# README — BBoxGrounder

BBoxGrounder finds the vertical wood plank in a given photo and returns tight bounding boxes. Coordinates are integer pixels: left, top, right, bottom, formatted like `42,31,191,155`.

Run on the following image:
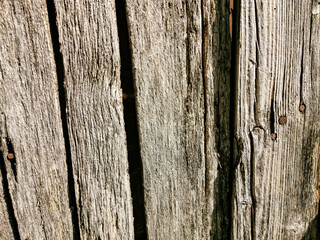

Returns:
232,0,320,239
54,0,134,239
0,0,73,239
126,0,231,239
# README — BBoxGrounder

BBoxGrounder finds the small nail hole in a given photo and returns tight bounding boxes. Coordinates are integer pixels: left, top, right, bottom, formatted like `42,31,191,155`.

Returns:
271,133,277,141
299,104,306,113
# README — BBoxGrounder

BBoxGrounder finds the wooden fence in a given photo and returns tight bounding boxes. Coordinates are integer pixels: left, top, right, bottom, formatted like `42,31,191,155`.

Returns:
0,0,319,239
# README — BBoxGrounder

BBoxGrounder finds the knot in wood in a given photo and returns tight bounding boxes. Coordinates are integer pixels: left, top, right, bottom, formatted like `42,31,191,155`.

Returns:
7,153,14,160
279,116,287,125
299,104,306,113
271,133,277,141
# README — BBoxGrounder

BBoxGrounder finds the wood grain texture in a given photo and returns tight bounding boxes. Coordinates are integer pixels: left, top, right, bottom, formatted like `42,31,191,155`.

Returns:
0,0,73,239
126,1,231,239
232,0,320,239
54,0,134,239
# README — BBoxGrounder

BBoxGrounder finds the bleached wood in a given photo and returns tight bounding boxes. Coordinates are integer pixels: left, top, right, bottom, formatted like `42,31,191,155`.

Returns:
54,0,134,239
232,1,320,239
0,0,73,239
126,1,231,239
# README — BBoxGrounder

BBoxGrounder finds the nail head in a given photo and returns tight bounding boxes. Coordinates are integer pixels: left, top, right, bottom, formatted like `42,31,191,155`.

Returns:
7,153,14,160
271,133,277,141
299,104,306,113
279,116,287,125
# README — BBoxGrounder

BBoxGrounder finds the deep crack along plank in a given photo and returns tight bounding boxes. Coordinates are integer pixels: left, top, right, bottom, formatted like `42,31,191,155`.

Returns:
126,1,231,239
0,168,14,239
0,0,73,239
54,0,134,239
232,0,320,239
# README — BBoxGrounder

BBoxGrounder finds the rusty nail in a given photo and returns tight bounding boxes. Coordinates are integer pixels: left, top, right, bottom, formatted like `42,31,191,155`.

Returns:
271,133,277,141
279,116,287,125
7,153,14,160
299,104,306,113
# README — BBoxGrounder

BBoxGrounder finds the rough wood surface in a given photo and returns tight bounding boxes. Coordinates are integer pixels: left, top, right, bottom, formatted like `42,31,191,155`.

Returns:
232,0,320,239
126,1,231,239
0,0,73,239
54,0,134,239
1,0,320,239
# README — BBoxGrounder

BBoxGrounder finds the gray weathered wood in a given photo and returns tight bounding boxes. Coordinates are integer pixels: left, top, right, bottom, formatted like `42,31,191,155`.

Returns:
126,1,231,239
54,0,134,239
0,0,73,239
232,0,320,239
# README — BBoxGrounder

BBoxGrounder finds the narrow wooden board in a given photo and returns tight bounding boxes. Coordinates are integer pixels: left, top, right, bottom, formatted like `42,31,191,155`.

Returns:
232,1,320,239
126,1,231,239
0,0,73,239
54,0,134,239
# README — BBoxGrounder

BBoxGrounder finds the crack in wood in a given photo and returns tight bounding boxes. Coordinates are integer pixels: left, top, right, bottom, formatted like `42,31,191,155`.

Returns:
300,40,305,104
5,137,17,181
115,1,148,239
270,83,275,134
0,114,21,240
229,0,240,238
254,0,261,127
45,1,81,239
201,0,209,200
249,131,256,240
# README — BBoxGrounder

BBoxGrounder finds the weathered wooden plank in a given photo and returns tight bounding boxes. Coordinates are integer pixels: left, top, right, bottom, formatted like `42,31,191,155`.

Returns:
0,0,73,239
126,1,231,239
232,0,320,239
54,0,134,239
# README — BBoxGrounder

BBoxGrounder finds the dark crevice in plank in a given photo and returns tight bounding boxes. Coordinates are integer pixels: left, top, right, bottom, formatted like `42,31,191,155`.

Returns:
184,2,192,169
229,0,240,239
6,137,17,181
185,3,191,88
270,92,275,134
201,0,209,199
115,1,148,239
45,1,81,239
37,198,48,240
254,0,260,126
249,131,256,240
299,40,304,104
318,198,320,239
0,127,21,240
309,13,313,52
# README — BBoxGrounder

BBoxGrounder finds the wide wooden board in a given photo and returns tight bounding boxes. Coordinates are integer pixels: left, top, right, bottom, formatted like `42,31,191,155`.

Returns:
54,0,134,239
0,0,73,239
232,1,320,239
126,1,231,239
